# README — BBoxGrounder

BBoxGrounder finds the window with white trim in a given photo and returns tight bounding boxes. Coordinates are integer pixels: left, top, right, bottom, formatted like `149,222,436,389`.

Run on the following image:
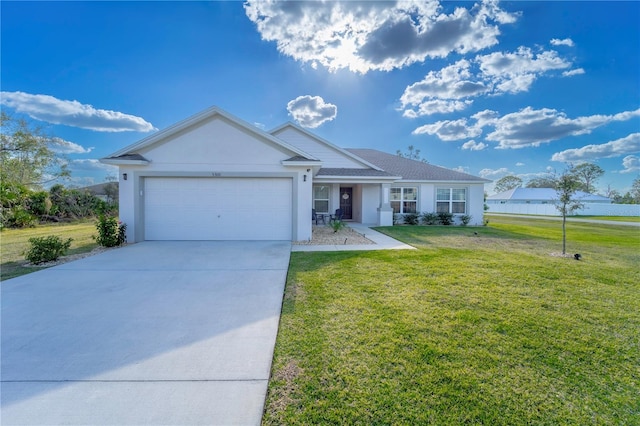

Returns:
436,188,467,214
391,187,417,214
313,185,330,213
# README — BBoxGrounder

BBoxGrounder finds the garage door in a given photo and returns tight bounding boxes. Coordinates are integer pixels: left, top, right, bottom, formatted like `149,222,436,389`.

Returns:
144,177,292,240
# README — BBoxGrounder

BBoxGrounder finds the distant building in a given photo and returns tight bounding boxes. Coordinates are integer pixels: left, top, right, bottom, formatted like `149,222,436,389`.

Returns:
487,188,612,205
84,182,119,202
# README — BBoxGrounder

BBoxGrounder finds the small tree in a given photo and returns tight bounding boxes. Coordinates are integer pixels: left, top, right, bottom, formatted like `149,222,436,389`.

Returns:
554,169,583,255
494,175,522,193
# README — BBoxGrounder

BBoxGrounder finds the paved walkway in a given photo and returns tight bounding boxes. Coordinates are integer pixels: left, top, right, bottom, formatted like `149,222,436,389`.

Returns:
489,213,640,227
292,224,415,252
1,241,290,425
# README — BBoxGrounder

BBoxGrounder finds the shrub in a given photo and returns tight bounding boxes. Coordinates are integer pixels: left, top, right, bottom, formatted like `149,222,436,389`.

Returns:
403,213,419,225
393,213,402,225
420,212,439,225
460,214,472,226
329,219,346,233
94,215,126,247
438,212,454,225
25,235,73,264
8,206,38,228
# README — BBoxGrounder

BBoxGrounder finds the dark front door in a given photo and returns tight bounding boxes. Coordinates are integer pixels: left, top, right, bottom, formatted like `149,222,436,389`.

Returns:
340,187,353,220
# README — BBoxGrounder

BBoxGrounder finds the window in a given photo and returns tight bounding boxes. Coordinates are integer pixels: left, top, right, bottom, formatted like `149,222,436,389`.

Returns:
391,187,417,214
436,188,467,214
313,185,329,213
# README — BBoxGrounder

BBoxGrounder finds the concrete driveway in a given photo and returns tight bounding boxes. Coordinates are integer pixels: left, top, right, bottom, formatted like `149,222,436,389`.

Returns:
1,241,291,425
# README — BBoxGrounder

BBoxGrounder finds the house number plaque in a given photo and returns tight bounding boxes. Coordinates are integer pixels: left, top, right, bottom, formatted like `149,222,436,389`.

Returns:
211,172,222,177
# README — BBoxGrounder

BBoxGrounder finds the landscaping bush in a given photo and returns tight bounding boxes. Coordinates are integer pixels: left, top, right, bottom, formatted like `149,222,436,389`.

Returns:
25,235,73,264
460,214,472,226
94,215,126,247
403,213,419,225
329,219,346,233
438,211,454,225
7,206,38,228
420,212,439,225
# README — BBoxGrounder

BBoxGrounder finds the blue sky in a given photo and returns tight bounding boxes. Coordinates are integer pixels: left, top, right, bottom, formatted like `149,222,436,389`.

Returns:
2,1,639,194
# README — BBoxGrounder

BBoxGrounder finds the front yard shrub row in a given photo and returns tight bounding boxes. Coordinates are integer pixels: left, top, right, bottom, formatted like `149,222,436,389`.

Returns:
394,212,472,226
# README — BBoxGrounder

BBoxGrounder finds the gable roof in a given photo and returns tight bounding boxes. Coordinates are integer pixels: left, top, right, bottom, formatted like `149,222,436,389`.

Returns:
488,188,612,202
347,149,491,182
270,122,384,171
101,106,318,163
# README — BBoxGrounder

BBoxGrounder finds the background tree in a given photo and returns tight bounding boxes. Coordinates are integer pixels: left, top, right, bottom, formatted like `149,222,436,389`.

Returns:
526,175,558,189
570,162,604,193
494,175,523,193
631,177,640,203
554,168,583,255
396,145,428,163
0,112,69,188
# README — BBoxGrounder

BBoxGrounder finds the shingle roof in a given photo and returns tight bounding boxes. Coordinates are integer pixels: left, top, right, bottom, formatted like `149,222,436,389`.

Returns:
284,155,320,162
316,168,396,177
106,153,149,162
347,149,490,182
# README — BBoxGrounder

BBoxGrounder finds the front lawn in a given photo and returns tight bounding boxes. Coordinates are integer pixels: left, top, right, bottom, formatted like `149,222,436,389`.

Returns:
264,217,640,424
1,221,99,281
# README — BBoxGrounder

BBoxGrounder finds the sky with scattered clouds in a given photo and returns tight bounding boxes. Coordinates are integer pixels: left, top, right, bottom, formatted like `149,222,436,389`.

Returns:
1,1,638,192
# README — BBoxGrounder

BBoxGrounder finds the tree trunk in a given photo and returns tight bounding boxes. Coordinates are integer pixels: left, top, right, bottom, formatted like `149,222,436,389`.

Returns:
562,213,567,255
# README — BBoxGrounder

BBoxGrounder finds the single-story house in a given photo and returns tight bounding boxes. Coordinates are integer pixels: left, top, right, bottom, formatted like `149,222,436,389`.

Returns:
101,106,490,242
487,188,612,205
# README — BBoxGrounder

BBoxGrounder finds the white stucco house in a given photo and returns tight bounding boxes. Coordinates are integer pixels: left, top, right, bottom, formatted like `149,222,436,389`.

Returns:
101,106,490,242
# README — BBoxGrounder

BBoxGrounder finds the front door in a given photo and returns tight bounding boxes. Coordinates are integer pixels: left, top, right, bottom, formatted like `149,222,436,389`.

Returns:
340,187,353,220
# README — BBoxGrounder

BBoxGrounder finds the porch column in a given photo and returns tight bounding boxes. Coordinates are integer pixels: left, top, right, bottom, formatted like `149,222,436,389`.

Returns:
377,183,394,226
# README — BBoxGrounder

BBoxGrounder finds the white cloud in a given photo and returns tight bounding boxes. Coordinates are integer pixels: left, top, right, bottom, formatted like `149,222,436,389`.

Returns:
485,107,640,149
551,38,575,47
551,133,640,162
403,99,473,118
413,106,640,147
69,159,118,172
401,46,575,117
461,140,488,151
245,0,519,73
563,68,585,77
516,162,525,166
50,137,94,154
287,95,337,128
413,118,482,141
0,91,156,132
479,167,509,178
620,155,640,174
453,166,470,173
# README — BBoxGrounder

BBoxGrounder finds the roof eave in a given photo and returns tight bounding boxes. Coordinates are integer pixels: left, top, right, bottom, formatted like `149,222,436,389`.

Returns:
100,158,150,166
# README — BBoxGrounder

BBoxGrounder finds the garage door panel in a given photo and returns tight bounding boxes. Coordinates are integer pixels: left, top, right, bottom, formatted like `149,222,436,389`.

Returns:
144,177,291,240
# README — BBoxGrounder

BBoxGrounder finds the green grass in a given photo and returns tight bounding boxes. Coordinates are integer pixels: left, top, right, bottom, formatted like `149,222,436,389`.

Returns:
573,216,640,222
1,221,99,281
264,217,640,425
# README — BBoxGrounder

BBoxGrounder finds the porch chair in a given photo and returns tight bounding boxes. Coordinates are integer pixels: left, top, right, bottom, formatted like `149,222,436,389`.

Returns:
312,209,325,225
329,208,343,223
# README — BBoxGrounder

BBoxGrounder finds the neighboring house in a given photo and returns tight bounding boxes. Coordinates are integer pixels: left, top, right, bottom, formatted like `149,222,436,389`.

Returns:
487,188,612,205
101,106,490,242
84,182,119,202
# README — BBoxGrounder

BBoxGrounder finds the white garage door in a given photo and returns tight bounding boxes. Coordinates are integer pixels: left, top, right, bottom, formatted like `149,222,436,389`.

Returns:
144,177,292,240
